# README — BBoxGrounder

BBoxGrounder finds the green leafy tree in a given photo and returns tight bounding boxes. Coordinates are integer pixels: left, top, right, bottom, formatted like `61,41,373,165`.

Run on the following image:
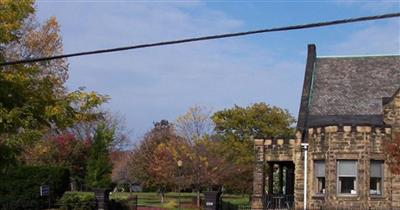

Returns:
212,102,295,140
85,123,114,188
211,102,295,194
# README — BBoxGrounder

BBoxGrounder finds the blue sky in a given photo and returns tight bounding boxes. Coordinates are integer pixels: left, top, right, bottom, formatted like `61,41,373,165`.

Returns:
35,0,400,141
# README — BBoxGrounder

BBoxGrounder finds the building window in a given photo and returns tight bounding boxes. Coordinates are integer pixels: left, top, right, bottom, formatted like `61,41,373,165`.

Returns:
370,160,383,195
337,160,357,195
314,160,325,194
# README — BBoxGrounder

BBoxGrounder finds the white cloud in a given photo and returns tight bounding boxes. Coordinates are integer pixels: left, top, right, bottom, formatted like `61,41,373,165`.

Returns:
332,21,400,55
36,2,304,139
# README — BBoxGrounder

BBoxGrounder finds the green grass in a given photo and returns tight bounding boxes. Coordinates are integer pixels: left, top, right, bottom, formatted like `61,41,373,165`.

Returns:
109,192,250,209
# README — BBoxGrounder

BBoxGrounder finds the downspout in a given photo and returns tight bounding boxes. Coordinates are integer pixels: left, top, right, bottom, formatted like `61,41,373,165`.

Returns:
301,143,309,210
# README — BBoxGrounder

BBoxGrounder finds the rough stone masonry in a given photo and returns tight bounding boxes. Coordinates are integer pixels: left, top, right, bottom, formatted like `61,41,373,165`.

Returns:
251,44,400,210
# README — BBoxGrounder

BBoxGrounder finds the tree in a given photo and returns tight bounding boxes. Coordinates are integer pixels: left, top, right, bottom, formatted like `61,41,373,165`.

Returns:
21,132,91,190
175,105,215,207
127,120,178,202
0,1,108,171
386,133,400,174
69,111,130,151
212,102,295,140
111,151,131,191
211,102,295,194
175,105,214,142
0,0,34,46
85,123,114,188
148,139,184,203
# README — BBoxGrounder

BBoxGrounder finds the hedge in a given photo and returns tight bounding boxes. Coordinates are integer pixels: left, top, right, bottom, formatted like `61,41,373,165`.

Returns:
0,165,70,210
57,191,96,210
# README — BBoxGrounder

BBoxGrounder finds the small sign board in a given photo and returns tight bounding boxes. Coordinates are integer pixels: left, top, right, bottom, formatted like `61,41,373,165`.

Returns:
206,202,214,206
40,185,49,196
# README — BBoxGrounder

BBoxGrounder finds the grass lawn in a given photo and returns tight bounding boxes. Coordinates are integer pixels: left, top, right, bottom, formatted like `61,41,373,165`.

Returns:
110,192,250,209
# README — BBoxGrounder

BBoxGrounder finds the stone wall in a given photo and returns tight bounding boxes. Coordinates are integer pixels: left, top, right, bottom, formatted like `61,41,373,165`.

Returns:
384,89,400,209
306,125,392,209
251,133,303,210
384,89,400,133
251,139,265,210
252,90,400,210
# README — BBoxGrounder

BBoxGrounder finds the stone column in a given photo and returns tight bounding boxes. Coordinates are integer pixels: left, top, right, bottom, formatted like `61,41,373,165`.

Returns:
268,163,273,194
279,164,283,194
252,139,265,210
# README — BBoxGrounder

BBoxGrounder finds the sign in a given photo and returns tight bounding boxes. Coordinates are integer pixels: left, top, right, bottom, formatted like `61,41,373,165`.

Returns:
206,202,214,206
40,185,49,196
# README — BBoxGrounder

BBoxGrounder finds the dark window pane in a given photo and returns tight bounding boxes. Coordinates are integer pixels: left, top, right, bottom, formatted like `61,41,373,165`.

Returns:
339,177,356,194
370,177,382,195
317,177,325,194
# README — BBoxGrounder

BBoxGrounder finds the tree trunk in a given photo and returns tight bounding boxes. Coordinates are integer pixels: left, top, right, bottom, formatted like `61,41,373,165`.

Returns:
159,188,165,203
197,189,200,207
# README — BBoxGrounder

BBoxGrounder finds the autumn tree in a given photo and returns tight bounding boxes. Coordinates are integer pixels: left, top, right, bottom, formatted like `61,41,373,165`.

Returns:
69,111,130,151
211,102,295,194
127,120,179,202
111,151,131,190
174,105,216,207
22,132,91,190
148,138,187,203
386,133,400,174
175,105,214,142
0,1,107,171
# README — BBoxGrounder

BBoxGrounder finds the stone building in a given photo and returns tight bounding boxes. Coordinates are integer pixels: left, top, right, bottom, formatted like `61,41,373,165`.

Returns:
251,44,400,210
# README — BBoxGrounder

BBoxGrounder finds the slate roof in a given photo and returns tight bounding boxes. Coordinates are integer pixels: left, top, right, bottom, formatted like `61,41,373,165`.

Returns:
297,45,400,130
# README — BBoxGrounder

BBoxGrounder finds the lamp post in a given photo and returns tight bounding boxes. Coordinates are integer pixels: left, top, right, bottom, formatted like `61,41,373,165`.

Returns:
177,160,183,210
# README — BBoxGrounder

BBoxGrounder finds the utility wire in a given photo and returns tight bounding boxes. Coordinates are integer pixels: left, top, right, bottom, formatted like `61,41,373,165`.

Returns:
1,12,399,66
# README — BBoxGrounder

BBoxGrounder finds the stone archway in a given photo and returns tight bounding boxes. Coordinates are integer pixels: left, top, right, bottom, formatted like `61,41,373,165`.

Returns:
251,136,303,210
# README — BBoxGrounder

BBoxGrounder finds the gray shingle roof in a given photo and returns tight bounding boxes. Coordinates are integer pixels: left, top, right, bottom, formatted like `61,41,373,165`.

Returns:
306,55,400,126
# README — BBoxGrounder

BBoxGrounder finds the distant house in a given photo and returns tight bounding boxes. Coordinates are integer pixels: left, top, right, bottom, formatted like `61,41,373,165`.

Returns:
251,44,400,209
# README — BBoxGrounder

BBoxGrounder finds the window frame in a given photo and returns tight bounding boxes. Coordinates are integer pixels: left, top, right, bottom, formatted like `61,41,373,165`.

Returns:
370,160,384,196
336,160,358,196
314,160,326,195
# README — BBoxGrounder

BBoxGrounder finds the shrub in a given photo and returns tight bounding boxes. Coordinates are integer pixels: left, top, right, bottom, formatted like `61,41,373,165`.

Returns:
0,165,69,210
109,194,137,210
162,199,177,209
57,191,96,210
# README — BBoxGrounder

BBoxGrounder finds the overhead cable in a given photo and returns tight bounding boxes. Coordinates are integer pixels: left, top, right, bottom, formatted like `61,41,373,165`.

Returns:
1,12,399,66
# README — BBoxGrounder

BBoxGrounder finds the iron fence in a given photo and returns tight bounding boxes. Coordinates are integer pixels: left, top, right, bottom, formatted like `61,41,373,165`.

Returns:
264,195,294,210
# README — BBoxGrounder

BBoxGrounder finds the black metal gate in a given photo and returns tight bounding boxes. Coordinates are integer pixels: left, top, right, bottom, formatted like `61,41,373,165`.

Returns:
264,194,294,210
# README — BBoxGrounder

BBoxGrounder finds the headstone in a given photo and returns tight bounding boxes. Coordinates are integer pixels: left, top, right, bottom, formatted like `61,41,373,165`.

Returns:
204,191,221,210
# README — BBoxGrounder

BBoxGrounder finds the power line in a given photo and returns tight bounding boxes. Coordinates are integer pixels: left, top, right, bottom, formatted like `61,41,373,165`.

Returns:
1,12,399,66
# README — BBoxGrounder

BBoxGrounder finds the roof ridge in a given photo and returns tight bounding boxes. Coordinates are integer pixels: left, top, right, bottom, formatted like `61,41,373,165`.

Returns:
317,54,400,58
